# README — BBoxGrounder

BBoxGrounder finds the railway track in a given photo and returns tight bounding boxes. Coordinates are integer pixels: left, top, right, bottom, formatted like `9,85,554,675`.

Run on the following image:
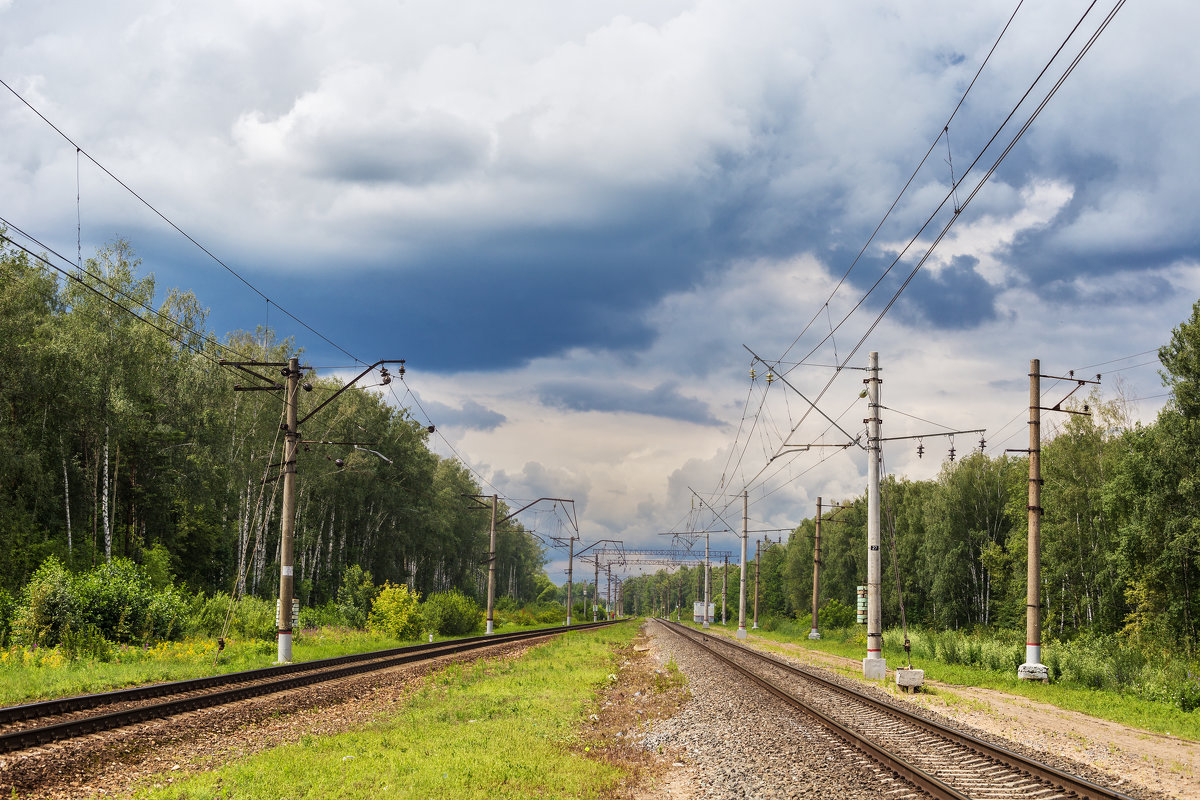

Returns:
0,620,623,754
655,619,1138,800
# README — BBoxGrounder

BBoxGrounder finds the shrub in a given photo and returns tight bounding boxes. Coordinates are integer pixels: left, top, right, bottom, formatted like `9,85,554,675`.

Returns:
497,607,536,628
367,582,424,641
299,601,348,630
188,592,277,641
818,598,856,630
0,589,14,647
13,557,80,646
422,590,483,636
75,558,187,643
141,543,173,590
1179,671,1200,713
60,623,113,662
335,564,376,629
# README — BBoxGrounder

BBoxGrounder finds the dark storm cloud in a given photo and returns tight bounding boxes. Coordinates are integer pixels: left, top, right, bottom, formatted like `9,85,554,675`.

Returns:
536,378,722,426
418,398,506,431
894,256,1000,329
303,115,491,186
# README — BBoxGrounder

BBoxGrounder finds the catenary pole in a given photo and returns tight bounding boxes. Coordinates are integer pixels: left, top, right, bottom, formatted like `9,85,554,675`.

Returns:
752,538,760,630
565,534,575,626
738,490,748,639
722,553,728,625
486,494,497,634
703,531,711,628
810,497,823,640
864,351,886,679
276,357,299,663
1019,359,1048,680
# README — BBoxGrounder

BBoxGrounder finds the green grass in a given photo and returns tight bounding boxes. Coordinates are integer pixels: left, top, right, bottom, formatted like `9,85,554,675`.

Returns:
0,627,438,706
691,619,1200,742
129,621,639,800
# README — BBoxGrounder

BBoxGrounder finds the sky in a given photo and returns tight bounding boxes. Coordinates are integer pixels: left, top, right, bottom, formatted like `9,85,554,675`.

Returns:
4,0,1199,587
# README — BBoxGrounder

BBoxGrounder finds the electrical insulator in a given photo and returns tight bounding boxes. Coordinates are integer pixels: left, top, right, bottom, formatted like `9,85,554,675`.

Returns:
948,446,956,462
978,436,986,452
750,368,757,381
916,440,924,458
765,372,775,384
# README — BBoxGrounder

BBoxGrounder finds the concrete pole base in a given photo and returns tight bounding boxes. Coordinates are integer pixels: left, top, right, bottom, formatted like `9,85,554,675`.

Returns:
736,626,747,640
808,629,821,640
486,620,494,635
862,657,887,680
1018,662,1049,682
276,632,293,664
895,668,924,692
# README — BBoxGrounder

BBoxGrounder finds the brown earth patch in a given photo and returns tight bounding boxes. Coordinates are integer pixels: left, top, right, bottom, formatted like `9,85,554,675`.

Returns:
577,626,692,799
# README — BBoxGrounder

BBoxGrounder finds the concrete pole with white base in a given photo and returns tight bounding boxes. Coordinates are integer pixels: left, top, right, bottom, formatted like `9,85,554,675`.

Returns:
276,357,299,664
703,531,711,628
565,535,574,626
722,553,728,625
1019,359,1049,682
737,490,748,639
809,497,822,640
863,351,887,680
485,494,497,634
752,538,760,630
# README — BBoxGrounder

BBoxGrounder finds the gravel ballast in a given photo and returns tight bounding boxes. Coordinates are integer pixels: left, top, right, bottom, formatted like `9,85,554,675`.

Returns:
640,619,922,800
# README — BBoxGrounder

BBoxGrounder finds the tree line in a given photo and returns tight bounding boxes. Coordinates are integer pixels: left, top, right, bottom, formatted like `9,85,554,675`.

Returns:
624,300,1200,655
0,240,548,615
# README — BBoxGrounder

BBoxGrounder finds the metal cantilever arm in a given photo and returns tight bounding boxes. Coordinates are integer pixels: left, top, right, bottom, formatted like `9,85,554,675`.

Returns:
297,359,405,426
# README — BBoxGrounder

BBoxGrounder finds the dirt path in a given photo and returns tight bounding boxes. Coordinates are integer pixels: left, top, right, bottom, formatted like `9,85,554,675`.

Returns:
743,633,1199,799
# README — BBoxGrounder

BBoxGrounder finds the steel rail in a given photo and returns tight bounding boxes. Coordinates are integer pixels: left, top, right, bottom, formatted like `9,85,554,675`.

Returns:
0,620,624,753
658,619,1136,800
657,620,965,799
